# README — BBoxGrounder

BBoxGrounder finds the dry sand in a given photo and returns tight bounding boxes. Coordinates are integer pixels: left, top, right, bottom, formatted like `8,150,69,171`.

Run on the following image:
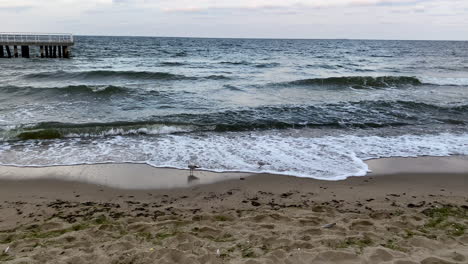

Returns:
0,156,467,264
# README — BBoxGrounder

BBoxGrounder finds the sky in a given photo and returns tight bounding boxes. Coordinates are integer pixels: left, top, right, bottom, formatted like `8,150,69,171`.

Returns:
1,0,467,40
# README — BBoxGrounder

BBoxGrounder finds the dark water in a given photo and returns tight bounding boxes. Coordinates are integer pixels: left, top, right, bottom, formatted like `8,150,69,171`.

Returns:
1,37,467,179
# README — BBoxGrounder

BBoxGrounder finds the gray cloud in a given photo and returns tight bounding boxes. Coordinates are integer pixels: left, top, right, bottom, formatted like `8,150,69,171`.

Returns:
1,0,467,40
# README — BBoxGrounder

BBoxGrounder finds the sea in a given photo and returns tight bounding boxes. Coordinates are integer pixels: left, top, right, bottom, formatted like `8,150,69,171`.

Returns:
0,37,467,180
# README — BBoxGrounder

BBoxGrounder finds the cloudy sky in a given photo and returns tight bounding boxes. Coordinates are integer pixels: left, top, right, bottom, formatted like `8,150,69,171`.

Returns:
1,0,467,40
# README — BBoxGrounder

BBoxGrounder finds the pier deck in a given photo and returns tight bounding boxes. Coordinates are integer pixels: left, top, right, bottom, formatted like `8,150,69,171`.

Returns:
0,32,74,59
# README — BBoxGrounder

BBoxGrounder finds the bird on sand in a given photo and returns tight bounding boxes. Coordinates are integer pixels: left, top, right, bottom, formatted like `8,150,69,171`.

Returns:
188,164,200,176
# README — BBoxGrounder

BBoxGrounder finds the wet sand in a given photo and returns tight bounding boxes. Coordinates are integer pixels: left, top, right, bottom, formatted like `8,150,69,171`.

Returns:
0,156,467,263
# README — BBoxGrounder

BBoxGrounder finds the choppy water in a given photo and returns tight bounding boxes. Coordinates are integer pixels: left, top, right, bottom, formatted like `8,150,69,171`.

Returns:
1,37,467,179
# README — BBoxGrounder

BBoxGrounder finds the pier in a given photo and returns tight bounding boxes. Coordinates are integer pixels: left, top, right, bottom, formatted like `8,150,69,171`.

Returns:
0,33,74,59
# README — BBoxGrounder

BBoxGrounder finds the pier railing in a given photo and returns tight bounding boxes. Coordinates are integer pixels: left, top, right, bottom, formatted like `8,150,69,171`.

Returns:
0,33,74,46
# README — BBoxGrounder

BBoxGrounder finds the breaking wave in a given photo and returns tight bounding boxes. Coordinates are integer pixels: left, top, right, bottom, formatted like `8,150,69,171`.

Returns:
3,101,466,141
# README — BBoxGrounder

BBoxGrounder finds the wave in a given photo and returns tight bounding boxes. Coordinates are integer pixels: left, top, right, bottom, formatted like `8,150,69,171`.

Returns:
0,85,128,96
22,70,233,82
159,62,186,66
219,61,280,68
1,132,468,180
281,76,423,88
204,75,231,80
306,64,339,70
223,85,244,91
370,54,394,58
172,51,188,57
220,61,250,65
24,70,192,81
3,100,467,141
279,75,468,88
255,62,280,68
8,122,198,140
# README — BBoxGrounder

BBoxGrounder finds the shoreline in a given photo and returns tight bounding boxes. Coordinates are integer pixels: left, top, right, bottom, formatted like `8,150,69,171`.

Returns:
0,156,467,263
0,155,467,190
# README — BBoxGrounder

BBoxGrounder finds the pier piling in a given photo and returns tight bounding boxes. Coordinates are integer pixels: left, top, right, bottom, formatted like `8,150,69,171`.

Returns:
63,46,69,58
0,33,74,59
5,46,11,58
21,46,30,58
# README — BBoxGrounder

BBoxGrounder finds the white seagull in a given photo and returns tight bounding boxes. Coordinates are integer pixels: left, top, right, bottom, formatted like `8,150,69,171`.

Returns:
188,164,200,176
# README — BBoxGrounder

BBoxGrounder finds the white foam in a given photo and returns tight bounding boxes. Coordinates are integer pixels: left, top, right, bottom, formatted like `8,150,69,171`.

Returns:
420,76,468,86
65,125,196,138
0,132,467,180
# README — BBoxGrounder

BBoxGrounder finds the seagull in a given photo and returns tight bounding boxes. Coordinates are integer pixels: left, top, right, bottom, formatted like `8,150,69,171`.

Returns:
188,164,200,176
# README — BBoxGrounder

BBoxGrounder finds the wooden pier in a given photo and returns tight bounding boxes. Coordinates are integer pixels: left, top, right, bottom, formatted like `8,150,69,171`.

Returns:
0,33,74,59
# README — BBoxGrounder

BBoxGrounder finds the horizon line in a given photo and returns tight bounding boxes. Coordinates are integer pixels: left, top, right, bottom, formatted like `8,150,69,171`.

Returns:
72,34,468,42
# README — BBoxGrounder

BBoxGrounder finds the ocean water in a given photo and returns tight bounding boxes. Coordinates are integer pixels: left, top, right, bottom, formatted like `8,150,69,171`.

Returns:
0,37,467,180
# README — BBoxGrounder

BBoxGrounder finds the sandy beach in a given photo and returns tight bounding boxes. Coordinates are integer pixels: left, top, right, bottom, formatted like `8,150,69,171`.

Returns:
0,156,467,264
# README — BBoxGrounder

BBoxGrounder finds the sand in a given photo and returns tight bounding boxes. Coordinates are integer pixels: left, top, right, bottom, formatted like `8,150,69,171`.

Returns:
0,156,467,264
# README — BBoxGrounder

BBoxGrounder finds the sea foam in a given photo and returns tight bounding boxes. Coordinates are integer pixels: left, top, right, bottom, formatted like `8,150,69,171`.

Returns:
0,132,467,180
420,76,468,86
